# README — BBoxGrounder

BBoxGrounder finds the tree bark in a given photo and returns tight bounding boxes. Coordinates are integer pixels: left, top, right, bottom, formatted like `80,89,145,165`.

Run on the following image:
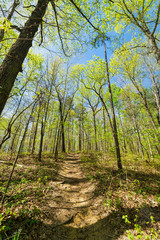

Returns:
79,117,82,151
32,102,41,154
1,103,35,204
0,0,49,115
117,109,127,153
28,121,34,153
103,39,123,170
102,106,107,152
38,116,44,161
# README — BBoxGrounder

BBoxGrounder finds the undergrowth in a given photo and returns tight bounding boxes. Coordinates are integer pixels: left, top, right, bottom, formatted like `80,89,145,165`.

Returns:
81,152,160,239
0,153,60,239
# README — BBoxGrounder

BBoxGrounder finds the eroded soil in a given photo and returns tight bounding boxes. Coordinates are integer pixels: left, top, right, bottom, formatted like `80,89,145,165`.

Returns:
1,153,160,239
33,153,115,240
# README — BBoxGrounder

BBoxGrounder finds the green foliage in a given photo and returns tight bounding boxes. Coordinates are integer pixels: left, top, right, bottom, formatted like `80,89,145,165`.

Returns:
123,214,160,240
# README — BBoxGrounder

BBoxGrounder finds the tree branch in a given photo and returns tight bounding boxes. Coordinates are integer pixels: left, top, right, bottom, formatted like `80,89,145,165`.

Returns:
152,3,160,35
68,0,99,31
50,0,70,57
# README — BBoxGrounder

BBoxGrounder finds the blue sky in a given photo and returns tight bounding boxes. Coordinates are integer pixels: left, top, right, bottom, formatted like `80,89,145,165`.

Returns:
72,45,105,65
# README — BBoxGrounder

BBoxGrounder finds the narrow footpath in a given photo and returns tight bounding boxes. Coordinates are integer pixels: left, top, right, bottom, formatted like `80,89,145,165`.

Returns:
31,153,124,240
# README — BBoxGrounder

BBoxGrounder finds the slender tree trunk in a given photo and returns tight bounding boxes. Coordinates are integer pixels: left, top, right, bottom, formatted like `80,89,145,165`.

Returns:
55,123,61,161
93,113,98,151
9,123,22,160
147,137,154,160
61,119,65,152
0,99,34,149
38,117,44,161
79,117,82,151
0,0,49,115
58,100,66,153
68,118,71,152
117,110,127,153
71,119,74,152
128,75,158,131
9,131,17,153
32,102,41,154
147,61,160,119
1,103,35,204
28,122,34,153
132,114,144,161
20,109,35,153
148,35,160,65
81,100,85,151
102,106,107,152
103,39,122,170
52,120,59,154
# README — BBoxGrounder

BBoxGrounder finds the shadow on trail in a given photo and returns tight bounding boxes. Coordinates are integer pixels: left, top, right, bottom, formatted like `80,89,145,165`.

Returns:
1,153,160,239
7,204,159,240
91,166,160,196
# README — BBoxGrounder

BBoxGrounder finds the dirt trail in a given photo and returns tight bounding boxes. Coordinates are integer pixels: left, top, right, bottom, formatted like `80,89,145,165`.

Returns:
32,153,123,240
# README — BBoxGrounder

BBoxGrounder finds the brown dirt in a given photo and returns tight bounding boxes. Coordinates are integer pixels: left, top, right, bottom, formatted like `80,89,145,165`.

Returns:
1,153,160,239
34,153,114,239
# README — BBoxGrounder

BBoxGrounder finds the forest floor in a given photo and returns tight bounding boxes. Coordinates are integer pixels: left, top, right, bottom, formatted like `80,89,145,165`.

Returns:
0,152,160,239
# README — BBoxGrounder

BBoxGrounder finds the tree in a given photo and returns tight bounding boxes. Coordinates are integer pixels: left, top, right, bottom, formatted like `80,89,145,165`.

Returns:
101,0,160,64
0,0,99,115
0,0,49,114
72,57,123,170
53,60,77,153
82,89,100,151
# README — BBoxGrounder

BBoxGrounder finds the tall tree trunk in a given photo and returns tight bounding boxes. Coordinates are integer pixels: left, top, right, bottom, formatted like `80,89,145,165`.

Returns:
0,0,49,115
38,77,53,159
103,39,122,171
93,112,98,151
147,137,154,160
79,117,82,151
71,119,74,152
117,110,127,153
32,102,41,154
81,100,85,151
9,123,22,160
132,113,144,161
52,120,59,154
1,103,35,204
130,78,157,131
59,100,66,153
38,117,44,161
102,106,107,152
54,123,61,161
27,121,34,153
20,113,34,153
68,117,71,152
61,119,65,152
